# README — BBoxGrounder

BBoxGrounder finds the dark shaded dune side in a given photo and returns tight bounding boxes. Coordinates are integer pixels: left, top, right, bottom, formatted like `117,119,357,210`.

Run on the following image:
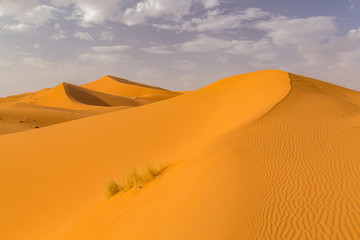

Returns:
63,83,145,107
63,83,110,107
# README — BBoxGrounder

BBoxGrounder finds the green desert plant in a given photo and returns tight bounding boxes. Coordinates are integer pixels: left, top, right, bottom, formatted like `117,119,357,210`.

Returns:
105,163,168,199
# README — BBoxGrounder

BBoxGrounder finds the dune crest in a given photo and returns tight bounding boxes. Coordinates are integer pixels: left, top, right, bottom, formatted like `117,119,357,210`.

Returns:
81,75,182,100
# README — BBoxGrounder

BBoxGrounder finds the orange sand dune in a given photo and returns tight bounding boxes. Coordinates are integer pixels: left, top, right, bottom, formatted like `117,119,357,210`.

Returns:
0,102,129,135
18,82,147,109
0,76,178,135
82,75,182,100
1,70,360,240
6,88,51,98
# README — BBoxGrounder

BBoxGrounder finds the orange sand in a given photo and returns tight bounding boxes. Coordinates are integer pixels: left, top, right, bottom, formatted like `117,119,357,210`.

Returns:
81,75,182,100
1,70,360,239
0,75,180,135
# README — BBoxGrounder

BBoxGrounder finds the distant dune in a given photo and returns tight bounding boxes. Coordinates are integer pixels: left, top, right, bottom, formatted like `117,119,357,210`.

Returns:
0,75,181,135
1,70,360,239
81,75,181,100
29,82,146,108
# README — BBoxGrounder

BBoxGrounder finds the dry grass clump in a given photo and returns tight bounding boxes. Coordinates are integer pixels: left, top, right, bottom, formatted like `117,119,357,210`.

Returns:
105,163,168,199
105,180,122,199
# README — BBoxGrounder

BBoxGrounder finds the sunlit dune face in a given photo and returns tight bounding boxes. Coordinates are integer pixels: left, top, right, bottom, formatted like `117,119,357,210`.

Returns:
1,70,360,239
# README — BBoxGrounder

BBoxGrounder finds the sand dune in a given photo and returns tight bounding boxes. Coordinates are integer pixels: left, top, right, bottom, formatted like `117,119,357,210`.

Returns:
17,82,146,109
81,75,182,100
6,88,51,98
0,102,130,135
1,70,360,239
0,76,180,135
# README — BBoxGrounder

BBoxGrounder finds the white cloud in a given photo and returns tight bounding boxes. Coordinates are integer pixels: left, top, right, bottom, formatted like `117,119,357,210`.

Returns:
0,60,14,68
328,27,360,62
22,57,48,68
141,46,173,54
3,23,34,32
56,0,122,27
160,14,353,79
54,23,61,29
171,60,196,71
0,1,59,28
91,45,132,52
226,39,273,55
99,31,114,41
253,16,337,67
78,53,120,63
22,4,59,25
14,51,31,56
178,73,200,88
120,0,194,26
33,43,40,48
47,0,224,27
349,0,356,9
73,32,94,41
343,27,360,51
50,30,67,40
135,67,168,82
0,0,232,29
154,8,271,32
50,0,72,7
255,16,336,47
78,45,131,63
178,34,239,52
197,0,219,9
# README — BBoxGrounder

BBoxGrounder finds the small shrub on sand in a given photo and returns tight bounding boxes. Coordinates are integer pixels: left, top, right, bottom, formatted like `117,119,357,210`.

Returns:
105,163,168,198
142,164,161,183
123,167,142,190
105,180,122,199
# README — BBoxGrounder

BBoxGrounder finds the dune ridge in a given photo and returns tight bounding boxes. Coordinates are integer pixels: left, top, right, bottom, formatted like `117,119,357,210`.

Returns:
1,70,360,239
81,75,182,100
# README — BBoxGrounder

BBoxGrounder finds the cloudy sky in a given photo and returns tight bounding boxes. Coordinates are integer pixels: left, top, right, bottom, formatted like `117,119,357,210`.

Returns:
0,0,360,96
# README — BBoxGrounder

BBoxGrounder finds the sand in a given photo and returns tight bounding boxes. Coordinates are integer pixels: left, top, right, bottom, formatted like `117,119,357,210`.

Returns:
1,70,360,239
0,75,180,135
81,75,182,100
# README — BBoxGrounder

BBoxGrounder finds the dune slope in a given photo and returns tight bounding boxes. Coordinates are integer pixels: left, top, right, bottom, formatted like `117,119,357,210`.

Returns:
0,102,130,135
1,70,360,239
46,73,360,240
241,73,360,239
0,70,290,240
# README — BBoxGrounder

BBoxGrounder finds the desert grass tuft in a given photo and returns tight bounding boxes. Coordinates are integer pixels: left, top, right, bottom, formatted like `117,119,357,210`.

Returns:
105,180,122,199
105,163,169,198
123,167,142,190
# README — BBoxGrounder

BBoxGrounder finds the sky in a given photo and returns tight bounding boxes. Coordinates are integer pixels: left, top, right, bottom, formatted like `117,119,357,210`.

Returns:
0,0,360,96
